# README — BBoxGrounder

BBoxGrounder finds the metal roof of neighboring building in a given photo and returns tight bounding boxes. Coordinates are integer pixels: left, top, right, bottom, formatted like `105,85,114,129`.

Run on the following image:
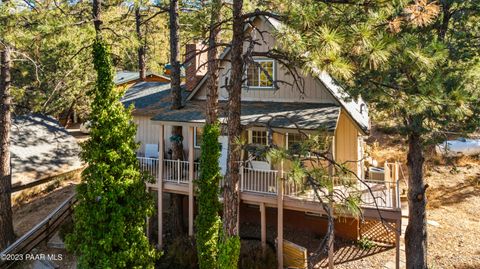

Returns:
10,114,82,186
114,70,170,85
151,101,340,131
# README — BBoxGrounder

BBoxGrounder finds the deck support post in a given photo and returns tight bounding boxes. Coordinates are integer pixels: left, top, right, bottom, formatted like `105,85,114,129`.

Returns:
277,161,284,269
157,124,164,249
260,202,266,255
146,185,150,237
188,126,194,236
396,218,401,269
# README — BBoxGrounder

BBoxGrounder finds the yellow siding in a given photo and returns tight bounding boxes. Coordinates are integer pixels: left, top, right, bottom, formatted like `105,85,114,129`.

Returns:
334,110,360,175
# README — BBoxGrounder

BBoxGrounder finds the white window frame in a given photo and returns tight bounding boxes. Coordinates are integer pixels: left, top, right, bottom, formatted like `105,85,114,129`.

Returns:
246,59,276,89
194,127,203,149
248,130,269,146
286,132,311,156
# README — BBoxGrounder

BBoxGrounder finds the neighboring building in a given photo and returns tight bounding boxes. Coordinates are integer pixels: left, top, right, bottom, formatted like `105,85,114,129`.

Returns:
10,114,82,189
123,16,401,268
115,70,171,87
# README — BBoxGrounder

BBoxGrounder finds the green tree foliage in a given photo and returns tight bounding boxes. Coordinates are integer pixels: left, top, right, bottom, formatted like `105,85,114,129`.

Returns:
276,1,479,267
195,123,222,269
218,235,241,269
65,40,157,268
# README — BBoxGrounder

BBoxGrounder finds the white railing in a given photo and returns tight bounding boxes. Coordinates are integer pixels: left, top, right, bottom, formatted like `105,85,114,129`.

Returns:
138,157,401,209
164,159,190,184
138,157,159,179
241,167,278,194
359,179,400,209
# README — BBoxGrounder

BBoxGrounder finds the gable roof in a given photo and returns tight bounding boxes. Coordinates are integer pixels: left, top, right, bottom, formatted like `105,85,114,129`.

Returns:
121,81,189,116
115,70,170,86
186,15,369,134
10,114,82,186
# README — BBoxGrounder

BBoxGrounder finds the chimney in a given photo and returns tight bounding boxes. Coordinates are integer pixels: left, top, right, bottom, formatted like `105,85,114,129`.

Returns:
185,43,208,91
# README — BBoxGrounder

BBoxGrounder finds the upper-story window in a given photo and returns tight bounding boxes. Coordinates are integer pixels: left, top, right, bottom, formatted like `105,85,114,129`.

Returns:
247,59,275,88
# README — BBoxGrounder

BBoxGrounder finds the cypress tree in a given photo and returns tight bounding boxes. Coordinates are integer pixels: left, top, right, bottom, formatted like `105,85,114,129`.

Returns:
66,40,157,268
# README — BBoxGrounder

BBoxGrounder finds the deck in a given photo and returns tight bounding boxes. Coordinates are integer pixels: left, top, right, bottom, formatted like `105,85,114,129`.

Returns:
138,157,401,220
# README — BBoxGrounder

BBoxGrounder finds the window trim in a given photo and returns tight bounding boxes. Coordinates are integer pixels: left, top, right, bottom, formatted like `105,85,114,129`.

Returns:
286,132,311,156
246,58,276,90
248,130,269,146
194,127,203,149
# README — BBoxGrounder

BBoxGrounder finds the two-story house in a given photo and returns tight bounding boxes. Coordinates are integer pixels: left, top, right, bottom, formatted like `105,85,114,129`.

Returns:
123,15,402,268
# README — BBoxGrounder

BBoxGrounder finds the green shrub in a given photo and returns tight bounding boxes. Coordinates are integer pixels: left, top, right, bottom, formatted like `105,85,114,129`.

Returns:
358,237,376,250
218,236,241,269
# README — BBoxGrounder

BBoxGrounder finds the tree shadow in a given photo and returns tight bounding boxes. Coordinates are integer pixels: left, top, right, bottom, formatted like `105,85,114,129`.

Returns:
11,114,82,185
427,174,480,209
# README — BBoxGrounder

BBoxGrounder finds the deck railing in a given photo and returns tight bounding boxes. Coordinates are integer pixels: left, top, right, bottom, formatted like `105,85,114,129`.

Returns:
137,157,401,209
138,157,159,179
241,167,278,194
137,157,200,184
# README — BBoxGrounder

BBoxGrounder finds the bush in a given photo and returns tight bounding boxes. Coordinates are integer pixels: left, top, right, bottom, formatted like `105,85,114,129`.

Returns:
218,236,241,269
358,237,376,250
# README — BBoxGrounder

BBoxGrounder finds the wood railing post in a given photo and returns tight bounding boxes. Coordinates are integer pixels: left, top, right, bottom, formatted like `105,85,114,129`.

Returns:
157,124,164,249
260,202,266,256
240,163,244,192
188,126,194,236
277,160,284,269
177,159,181,184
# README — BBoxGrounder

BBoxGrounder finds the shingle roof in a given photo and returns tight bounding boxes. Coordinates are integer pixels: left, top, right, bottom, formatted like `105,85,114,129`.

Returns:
120,81,189,116
151,101,340,131
10,114,82,186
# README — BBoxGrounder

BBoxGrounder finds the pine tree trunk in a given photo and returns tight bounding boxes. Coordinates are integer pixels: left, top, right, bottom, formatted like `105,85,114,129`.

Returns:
168,0,184,237
0,46,15,250
169,193,184,236
205,0,221,124
135,6,146,80
405,121,428,269
223,0,244,237
92,0,102,36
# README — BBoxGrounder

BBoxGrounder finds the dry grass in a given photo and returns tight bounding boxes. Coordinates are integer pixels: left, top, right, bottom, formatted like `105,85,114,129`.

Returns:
366,124,480,268
12,168,82,207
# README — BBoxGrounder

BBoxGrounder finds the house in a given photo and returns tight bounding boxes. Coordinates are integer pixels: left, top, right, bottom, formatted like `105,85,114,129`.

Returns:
114,70,171,87
124,15,402,268
10,114,82,190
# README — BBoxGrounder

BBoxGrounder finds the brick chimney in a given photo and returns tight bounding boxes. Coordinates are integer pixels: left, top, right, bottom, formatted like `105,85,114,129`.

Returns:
185,43,208,91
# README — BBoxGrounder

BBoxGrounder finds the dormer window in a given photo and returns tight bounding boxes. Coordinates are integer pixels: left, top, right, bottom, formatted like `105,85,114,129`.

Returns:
247,59,275,88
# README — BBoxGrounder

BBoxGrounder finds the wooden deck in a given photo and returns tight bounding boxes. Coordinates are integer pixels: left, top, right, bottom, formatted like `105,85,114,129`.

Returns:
140,157,401,221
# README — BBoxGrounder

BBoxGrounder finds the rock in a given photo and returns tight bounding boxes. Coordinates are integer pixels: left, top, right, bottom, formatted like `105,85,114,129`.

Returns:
427,220,440,227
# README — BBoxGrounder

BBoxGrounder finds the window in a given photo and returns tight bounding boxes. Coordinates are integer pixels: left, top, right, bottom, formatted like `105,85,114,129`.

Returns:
194,127,203,148
247,59,275,88
250,130,268,145
286,133,305,149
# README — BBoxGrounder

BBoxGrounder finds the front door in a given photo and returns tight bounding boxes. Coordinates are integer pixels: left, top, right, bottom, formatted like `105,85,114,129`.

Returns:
219,136,229,175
